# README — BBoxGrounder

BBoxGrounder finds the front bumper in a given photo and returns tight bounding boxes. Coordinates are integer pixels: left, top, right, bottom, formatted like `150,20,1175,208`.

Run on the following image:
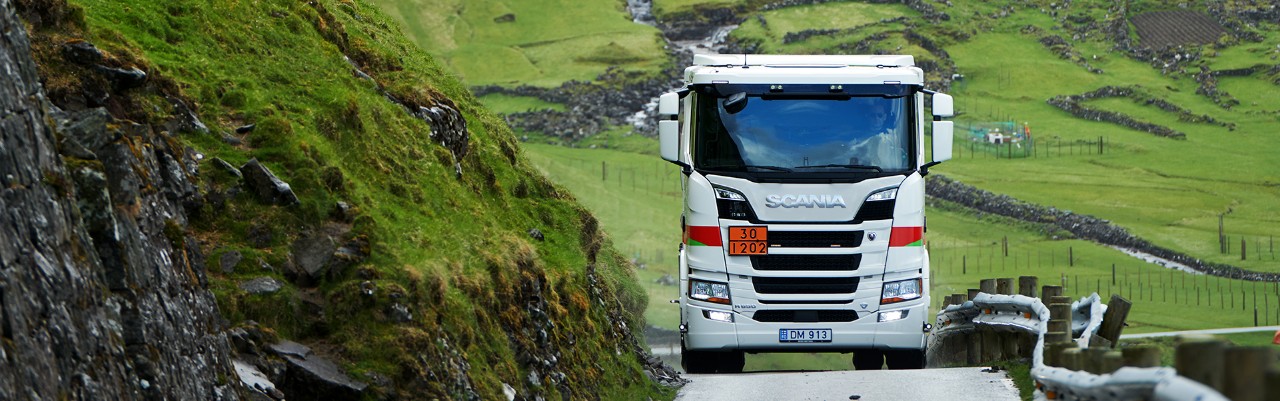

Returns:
683,299,928,352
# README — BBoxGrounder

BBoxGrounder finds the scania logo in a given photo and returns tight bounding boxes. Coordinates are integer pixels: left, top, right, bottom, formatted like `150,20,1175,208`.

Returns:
764,194,848,209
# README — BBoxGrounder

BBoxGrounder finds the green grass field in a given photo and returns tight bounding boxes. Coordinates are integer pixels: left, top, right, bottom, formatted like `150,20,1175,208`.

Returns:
370,0,667,86
651,0,741,19
477,93,566,113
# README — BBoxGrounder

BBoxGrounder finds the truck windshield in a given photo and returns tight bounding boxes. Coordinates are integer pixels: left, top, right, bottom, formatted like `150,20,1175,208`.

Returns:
693,90,911,174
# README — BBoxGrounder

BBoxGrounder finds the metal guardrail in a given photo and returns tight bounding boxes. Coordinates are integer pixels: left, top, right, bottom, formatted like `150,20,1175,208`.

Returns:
935,290,1231,401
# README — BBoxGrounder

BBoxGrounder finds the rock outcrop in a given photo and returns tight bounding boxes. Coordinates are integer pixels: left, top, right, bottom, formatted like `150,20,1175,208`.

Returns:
1,0,242,399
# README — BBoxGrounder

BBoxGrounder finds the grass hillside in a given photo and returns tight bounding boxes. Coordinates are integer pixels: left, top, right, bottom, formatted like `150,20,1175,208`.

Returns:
20,0,668,398
361,0,1280,370
369,0,667,87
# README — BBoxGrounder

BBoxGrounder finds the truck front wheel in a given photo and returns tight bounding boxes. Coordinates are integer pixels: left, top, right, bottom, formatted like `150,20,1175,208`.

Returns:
885,349,926,369
716,351,745,373
852,350,884,370
680,343,745,373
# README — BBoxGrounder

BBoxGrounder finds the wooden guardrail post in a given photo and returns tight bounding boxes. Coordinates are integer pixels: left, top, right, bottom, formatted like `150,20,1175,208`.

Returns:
1042,285,1063,300
1102,350,1123,374
980,279,997,294
1264,369,1280,401
1176,335,1227,392
968,288,981,301
1044,341,1072,368
1060,347,1083,371
966,330,982,365
996,278,1014,295
1018,276,1038,297
1225,346,1272,401
1120,344,1161,368
1097,294,1132,347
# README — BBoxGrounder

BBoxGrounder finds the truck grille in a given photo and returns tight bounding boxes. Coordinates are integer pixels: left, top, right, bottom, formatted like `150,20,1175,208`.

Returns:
750,254,861,271
753,277,859,294
752,310,858,323
768,231,863,248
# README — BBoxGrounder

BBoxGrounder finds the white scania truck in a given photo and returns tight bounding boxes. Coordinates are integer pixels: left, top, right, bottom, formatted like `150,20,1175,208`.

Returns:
658,54,954,373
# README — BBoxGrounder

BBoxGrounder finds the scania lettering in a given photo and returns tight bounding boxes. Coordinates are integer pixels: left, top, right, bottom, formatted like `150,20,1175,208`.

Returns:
764,194,848,209
658,54,955,373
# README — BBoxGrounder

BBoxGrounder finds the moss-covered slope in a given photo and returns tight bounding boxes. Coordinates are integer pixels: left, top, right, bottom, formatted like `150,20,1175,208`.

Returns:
15,0,668,399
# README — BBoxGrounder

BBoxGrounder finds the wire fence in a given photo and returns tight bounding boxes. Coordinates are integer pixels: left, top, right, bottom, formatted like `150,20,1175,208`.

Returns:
929,239,1280,327
951,135,1109,159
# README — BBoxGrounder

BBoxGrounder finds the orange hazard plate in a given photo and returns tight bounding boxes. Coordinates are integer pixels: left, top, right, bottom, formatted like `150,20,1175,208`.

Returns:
728,226,768,255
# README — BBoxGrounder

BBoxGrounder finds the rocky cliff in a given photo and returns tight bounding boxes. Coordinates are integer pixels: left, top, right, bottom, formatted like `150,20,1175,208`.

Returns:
0,0,241,399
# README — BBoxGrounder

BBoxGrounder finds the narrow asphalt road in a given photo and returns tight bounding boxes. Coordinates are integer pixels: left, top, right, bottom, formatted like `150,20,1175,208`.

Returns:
674,367,1021,401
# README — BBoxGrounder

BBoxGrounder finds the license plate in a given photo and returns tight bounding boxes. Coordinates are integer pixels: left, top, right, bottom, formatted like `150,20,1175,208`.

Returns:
779,329,832,343
728,226,768,255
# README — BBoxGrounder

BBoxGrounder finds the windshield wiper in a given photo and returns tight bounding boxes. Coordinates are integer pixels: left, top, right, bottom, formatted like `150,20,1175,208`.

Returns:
794,164,883,172
744,165,793,172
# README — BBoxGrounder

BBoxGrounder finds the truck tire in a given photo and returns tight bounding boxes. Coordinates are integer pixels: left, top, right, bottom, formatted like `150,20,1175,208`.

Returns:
716,351,745,373
885,349,926,370
852,350,884,370
681,343,717,374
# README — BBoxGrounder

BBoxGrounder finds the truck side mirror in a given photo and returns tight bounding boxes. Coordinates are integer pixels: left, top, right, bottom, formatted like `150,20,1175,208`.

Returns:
659,92,679,116
922,92,953,175
932,93,954,118
931,121,953,163
658,92,682,164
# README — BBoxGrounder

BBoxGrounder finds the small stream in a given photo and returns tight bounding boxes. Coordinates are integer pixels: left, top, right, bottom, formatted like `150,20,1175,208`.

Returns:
1110,246,1205,275
624,0,739,129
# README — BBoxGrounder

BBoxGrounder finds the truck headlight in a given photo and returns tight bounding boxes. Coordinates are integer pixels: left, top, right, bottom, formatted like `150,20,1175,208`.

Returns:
866,187,898,201
881,278,922,305
714,186,755,220
689,279,731,305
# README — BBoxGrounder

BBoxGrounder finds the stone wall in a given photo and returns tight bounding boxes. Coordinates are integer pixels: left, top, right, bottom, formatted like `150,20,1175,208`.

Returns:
927,175,1279,282
1046,86,1191,139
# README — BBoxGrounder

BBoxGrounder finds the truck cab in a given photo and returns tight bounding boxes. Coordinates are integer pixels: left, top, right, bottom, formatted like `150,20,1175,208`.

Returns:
658,54,954,373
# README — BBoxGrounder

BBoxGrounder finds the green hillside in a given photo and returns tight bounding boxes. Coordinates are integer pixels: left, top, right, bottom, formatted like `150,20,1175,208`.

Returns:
370,0,667,87
20,0,668,398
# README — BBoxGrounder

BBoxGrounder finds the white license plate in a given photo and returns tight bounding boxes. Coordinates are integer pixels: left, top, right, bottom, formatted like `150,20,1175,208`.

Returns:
779,329,832,343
